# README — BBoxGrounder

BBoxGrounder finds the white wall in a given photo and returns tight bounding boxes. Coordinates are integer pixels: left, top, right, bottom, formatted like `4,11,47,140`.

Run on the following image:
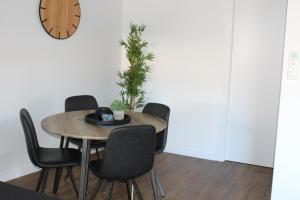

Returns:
272,0,300,199
122,0,286,164
226,0,287,167
0,0,287,181
122,0,235,160
0,0,122,181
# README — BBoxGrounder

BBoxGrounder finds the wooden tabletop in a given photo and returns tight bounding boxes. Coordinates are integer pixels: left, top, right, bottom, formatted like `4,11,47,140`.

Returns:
41,110,167,140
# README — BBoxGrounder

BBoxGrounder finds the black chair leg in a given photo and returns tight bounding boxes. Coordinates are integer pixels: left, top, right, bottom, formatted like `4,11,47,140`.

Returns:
53,168,63,193
90,179,104,200
108,182,114,200
59,136,65,148
96,148,100,159
41,169,49,193
126,181,131,200
63,138,72,182
65,138,70,148
132,179,144,200
35,169,45,192
67,167,79,197
52,136,65,193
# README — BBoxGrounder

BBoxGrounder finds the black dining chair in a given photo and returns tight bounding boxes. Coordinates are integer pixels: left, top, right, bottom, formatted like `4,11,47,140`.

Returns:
64,95,106,155
20,108,81,196
143,103,170,198
88,125,156,200
0,181,59,200
53,95,106,194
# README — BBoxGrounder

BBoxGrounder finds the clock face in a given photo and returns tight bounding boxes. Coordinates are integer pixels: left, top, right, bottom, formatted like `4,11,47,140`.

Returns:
39,0,81,39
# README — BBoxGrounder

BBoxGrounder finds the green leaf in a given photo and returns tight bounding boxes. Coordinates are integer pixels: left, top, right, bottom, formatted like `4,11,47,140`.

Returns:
117,23,154,110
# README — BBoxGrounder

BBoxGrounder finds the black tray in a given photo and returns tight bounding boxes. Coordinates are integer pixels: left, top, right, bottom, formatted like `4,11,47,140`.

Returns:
85,113,131,126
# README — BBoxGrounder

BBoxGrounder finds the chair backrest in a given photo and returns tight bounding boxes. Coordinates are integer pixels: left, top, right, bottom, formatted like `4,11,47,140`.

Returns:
143,103,170,153
65,95,98,112
19,108,40,167
100,125,156,180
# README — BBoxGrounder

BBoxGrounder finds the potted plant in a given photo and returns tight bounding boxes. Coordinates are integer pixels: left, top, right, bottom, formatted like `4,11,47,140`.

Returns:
118,23,154,110
110,100,128,120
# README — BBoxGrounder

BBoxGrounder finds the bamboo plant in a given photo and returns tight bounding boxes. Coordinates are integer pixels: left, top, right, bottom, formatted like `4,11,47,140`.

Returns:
118,23,154,110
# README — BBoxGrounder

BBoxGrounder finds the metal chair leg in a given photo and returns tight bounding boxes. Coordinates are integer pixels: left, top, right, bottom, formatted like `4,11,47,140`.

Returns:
149,170,159,200
35,169,45,192
90,179,105,200
53,168,63,193
41,169,49,193
131,183,134,200
132,179,144,200
154,170,166,198
67,167,79,197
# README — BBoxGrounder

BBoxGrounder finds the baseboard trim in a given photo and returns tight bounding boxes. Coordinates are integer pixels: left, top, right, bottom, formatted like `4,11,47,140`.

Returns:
0,150,100,182
165,146,224,162
0,164,39,182
1,148,221,181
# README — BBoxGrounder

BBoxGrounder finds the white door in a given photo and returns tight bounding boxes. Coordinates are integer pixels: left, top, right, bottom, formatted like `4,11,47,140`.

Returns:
225,0,286,167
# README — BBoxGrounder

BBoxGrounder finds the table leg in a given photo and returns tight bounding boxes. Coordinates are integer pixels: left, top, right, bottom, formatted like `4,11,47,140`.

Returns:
79,139,91,200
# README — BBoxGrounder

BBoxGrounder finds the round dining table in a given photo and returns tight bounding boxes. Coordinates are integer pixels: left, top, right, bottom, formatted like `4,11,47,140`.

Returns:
41,110,167,200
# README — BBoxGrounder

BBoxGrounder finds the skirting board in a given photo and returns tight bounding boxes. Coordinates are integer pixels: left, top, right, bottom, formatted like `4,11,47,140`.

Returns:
0,148,99,182
0,164,39,182
0,148,222,182
165,145,224,162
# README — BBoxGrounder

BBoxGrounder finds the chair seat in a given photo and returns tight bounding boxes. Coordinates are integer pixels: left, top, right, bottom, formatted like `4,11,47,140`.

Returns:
37,148,81,168
89,158,149,181
68,138,106,149
89,159,132,181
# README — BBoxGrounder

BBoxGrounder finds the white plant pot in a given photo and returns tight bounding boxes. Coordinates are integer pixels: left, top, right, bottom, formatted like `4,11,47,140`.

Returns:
113,110,125,120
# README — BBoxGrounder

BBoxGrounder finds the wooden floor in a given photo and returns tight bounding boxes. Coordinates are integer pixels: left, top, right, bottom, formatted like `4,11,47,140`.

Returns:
8,153,273,200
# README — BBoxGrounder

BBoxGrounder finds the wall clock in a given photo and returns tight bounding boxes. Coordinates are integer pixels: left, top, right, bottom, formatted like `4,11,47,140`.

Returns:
39,0,81,40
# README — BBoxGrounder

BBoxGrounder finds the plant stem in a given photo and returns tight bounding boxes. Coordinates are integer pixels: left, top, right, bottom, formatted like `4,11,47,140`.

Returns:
129,96,135,111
